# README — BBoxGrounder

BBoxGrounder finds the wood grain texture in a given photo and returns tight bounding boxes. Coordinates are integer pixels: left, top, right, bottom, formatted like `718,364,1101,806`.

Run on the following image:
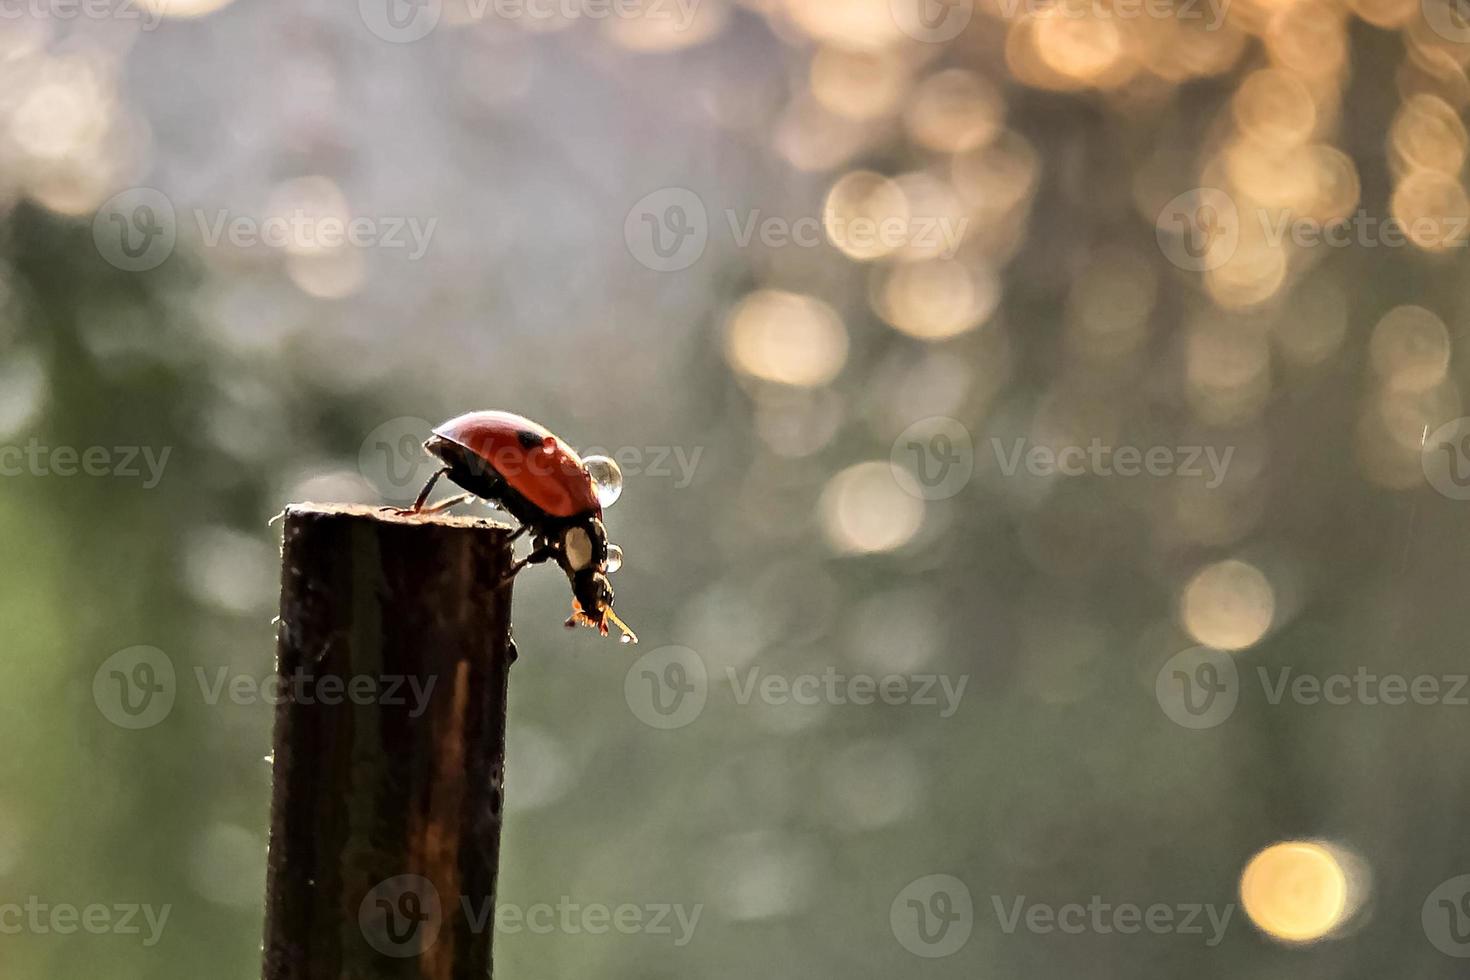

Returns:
262,504,515,980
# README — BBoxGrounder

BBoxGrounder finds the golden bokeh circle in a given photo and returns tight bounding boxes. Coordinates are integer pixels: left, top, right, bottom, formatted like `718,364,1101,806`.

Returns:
1240,842,1350,944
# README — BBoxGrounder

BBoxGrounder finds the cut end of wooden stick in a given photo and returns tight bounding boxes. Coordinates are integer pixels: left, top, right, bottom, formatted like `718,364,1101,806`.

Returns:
282,500,514,533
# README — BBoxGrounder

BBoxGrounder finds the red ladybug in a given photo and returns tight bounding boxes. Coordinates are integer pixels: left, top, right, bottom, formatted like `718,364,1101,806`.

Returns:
393,410,637,644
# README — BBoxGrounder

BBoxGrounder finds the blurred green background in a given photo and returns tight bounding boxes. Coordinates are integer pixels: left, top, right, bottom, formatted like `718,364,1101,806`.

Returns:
5,0,1470,976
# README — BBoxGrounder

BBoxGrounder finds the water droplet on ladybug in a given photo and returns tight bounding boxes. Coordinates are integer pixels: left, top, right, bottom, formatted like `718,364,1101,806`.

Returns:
583,455,623,507
605,543,624,573
619,633,635,645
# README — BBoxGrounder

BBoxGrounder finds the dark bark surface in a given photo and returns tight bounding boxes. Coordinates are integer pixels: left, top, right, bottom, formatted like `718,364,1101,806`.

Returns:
262,504,515,980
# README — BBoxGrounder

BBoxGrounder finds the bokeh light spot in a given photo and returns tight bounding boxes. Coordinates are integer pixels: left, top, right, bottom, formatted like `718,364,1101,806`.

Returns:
1181,559,1275,650
1240,842,1351,944
724,290,848,387
820,461,924,554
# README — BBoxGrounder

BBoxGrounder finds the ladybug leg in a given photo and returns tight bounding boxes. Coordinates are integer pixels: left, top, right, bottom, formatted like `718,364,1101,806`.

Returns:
507,522,531,544
416,492,475,515
382,466,448,515
497,541,555,588
406,466,447,512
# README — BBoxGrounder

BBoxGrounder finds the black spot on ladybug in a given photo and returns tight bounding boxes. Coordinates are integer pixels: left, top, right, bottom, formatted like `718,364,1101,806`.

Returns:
516,429,541,450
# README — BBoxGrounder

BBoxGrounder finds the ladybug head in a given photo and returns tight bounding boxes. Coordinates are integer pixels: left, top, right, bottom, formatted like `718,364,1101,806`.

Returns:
558,517,638,644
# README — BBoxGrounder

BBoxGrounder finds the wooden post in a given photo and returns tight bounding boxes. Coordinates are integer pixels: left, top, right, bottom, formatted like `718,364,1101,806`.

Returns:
262,504,515,980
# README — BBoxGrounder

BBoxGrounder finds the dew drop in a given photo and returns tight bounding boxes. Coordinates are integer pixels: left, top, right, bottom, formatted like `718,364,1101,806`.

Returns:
584,455,623,507
606,543,624,573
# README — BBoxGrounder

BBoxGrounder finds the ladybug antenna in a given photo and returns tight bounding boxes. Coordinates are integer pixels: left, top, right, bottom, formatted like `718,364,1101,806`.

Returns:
604,606,638,645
